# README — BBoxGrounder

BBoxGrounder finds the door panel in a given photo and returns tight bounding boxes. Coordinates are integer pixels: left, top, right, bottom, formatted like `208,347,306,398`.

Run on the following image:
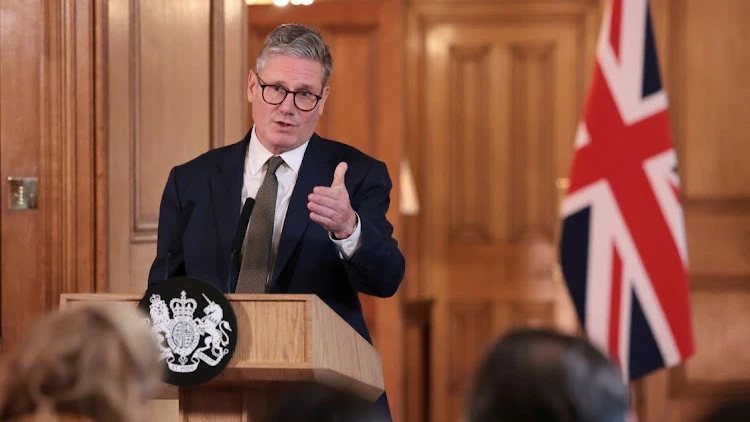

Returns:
107,0,247,294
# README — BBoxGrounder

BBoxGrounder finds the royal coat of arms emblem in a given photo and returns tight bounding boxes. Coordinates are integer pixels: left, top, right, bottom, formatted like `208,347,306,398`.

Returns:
139,277,238,386
147,291,232,373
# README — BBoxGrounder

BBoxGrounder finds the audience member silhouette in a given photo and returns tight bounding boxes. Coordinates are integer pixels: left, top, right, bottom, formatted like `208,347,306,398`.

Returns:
467,328,628,422
0,305,163,422
699,397,750,422
269,382,386,422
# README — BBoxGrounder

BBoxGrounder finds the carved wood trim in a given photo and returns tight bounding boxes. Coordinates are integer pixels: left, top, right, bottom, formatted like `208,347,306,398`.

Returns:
44,0,104,299
511,300,555,328
94,0,108,291
684,198,750,212
409,2,598,25
509,43,556,242
667,0,687,197
128,0,156,242
129,1,226,243
690,276,750,292
669,294,750,399
447,302,492,392
448,45,492,244
669,367,750,399
211,1,225,149
666,281,750,398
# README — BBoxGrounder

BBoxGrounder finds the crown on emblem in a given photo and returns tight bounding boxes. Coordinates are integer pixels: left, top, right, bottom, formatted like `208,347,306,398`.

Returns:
170,291,197,319
148,294,164,313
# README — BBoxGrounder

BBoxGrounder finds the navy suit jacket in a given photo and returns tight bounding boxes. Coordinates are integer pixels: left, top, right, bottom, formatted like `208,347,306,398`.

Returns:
147,130,405,342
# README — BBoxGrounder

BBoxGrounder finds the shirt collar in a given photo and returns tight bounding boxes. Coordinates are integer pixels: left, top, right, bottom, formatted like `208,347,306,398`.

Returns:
247,127,309,176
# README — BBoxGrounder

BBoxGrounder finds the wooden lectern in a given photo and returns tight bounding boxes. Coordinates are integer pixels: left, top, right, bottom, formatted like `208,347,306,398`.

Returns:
60,294,384,421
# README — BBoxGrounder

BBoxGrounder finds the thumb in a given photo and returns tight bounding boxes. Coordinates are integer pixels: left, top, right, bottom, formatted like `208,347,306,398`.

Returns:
332,162,348,188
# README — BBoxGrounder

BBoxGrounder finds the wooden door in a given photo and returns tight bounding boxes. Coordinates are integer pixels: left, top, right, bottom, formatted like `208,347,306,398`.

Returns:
0,0,48,354
406,3,601,421
246,2,406,418
1,0,101,354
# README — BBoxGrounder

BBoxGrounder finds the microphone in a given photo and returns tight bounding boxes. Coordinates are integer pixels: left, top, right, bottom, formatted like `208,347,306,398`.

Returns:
233,197,255,254
228,197,255,291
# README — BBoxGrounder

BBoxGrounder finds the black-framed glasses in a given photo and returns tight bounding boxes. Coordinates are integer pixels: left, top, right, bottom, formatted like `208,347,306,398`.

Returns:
256,75,322,112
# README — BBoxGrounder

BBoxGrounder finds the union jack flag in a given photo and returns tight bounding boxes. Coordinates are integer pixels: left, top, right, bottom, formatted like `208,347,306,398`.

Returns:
559,0,695,380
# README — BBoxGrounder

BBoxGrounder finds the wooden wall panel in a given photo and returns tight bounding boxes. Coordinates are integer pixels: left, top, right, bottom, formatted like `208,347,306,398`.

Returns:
224,0,249,143
108,0,246,294
323,30,378,155
509,45,559,240
683,290,750,384
680,0,750,199
180,390,244,422
136,1,212,237
638,1,750,420
447,304,492,390
0,0,47,353
1,0,102,354
448,45,492,242
45,0,103,297
685,208,750,277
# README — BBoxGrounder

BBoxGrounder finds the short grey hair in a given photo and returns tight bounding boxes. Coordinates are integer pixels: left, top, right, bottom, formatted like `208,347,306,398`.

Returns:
255,24,333,88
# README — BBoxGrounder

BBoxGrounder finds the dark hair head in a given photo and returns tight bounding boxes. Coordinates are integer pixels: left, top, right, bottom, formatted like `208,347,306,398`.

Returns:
467,328,629,422
700,397,750,422
269,382,383,422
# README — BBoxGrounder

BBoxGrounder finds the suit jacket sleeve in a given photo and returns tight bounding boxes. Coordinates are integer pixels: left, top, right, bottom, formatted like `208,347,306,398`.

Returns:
148,167,189,285
342,160,405,297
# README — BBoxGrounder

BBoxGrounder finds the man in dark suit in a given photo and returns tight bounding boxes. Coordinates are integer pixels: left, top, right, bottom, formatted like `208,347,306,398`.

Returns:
148,23,404,419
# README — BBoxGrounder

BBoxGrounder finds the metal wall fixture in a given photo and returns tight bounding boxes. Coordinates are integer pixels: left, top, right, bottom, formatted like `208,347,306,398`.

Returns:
8,177,39,210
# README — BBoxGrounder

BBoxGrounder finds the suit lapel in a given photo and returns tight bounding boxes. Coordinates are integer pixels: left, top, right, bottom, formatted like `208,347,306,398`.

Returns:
210,135,250,256
272,135,336,284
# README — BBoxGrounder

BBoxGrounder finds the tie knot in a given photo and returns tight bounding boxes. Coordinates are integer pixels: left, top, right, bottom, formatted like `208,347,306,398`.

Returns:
267,156,284,174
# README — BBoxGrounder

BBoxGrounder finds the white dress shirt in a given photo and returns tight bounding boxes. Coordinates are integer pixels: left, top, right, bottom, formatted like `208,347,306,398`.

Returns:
240,128,362,269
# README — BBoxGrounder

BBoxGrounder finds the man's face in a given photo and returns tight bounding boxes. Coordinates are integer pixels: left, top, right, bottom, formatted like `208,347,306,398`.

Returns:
248,55,330,154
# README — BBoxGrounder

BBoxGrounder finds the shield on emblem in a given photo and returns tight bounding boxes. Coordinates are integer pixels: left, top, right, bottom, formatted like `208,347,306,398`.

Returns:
167,314,200,356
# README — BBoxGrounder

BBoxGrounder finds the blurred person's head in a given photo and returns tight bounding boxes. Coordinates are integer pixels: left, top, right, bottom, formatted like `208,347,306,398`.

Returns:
0,305,163,422
248,23,332,155
699,397,750,422
269,382,383,422
467,328,628,422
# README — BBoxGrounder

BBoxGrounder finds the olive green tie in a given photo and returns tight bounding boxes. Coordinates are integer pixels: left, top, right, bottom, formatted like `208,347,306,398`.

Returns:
236,156,284,293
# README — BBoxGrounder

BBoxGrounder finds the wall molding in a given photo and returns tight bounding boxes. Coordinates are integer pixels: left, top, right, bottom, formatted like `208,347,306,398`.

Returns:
44,0,106,298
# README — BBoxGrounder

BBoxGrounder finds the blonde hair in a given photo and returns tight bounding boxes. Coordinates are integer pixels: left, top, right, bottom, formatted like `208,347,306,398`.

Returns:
0,305,163,422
